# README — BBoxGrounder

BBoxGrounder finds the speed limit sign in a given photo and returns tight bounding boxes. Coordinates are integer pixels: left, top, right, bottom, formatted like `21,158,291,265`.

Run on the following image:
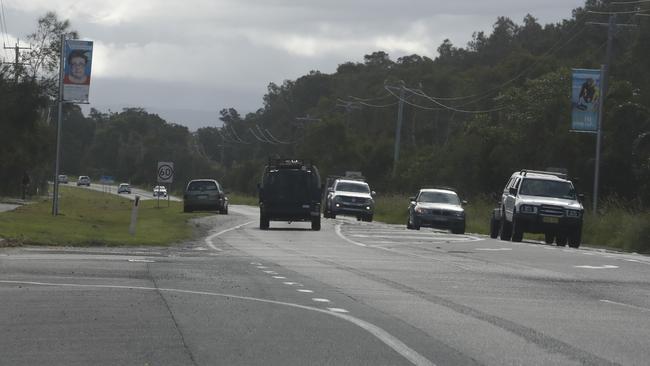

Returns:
157,162,174,183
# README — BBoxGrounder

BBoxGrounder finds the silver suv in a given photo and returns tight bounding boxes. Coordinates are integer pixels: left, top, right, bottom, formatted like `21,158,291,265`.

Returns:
324,179,375,222
490,170,584,247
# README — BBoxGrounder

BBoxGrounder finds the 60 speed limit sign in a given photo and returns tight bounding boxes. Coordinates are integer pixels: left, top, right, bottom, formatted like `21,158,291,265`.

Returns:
157,162,174,183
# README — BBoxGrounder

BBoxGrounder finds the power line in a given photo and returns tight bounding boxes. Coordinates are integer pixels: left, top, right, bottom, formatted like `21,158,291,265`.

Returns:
588,9,649,15
611,0,650,4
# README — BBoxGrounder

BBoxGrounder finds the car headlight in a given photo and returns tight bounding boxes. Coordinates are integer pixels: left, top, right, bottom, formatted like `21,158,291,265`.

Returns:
520,205,538,214
451,211,464,217
566,209,581,218
415,206,426,214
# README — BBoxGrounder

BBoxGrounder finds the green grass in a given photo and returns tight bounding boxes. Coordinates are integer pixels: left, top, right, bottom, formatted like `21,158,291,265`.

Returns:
0,186,208,246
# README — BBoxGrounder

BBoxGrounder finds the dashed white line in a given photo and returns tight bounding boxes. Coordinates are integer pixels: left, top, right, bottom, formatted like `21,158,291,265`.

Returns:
256,266,268,269
574,265,619,269
297,289,314,293
250,262,262,265
312,298,331,303
127,259,155,263
272,276,287,279
283,282,301,286
327,308,349,313
624,259,641,263
263,270,278,274
0,280,435,366
475,248,512,251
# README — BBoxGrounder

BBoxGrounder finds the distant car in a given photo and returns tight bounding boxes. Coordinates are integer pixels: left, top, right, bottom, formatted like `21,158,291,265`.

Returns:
407,188,466,234
324,178,375,222
117,183,131,194
183,179,228,214
77,176,91,186
57,175,68,184
153,185,167,198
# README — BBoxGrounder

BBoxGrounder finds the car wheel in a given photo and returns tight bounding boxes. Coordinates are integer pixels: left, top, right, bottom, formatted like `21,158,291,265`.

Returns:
544,232,555,244
311,217,321,231
511,219,523,242
260,214,270,230
556,234,567,247
499,218,512,241
364,215,373,222
451,225,465,235
489,217,499,239
568,229,581,248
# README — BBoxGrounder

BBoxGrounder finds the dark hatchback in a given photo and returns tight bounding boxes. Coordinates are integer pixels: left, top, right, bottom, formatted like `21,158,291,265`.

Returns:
183,179,228,214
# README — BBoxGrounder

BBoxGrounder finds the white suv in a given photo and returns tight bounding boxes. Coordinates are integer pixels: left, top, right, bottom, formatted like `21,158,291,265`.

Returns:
490,170,584,247
324,179,375,222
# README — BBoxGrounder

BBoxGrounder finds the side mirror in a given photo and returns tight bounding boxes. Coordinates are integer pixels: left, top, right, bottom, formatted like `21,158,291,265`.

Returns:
371,191,376,197
578,193,585,202
409,196,416,202
327,187,334,193
462,200,468,205
509,187,517,196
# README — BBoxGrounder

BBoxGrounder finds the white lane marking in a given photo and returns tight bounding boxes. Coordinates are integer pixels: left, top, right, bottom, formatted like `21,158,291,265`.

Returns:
204,220,254,251
297,289,314,293
352,234,474,242
257,266,268,269
600,300,650,313
582,252,594,255
127,259,155,263
328,308,349,313
574,265,619,269
272,276,287,279
624,259,641,263
0,280,435,366
312,298,331,303
250,262,262,265
263,270,278,274
335,224,366,247
475,248,512,251
283,282,301,286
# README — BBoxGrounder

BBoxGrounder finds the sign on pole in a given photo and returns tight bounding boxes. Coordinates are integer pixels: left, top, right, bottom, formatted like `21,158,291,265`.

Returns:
157,162,174,183
571,68,601,133
63,40,94,103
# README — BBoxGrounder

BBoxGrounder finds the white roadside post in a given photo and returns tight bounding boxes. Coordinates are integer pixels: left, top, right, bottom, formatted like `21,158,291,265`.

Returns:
129,195,140,236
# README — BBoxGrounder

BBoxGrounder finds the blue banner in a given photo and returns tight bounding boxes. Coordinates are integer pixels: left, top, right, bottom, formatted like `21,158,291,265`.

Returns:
571,68,601,133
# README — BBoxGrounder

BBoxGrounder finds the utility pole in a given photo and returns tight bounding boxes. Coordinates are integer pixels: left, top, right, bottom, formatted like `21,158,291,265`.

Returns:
385,81,405,176
52,34,65,216
586,13,636,213
3,40,30,82
335,100,361,126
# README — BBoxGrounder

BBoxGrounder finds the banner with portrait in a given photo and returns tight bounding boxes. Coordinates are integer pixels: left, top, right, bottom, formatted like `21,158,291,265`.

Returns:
63,40,93,103
571,68,601,133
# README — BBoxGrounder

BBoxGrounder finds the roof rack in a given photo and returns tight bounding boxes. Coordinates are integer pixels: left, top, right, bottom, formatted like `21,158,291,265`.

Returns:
520,169,567,179
267,158,313,170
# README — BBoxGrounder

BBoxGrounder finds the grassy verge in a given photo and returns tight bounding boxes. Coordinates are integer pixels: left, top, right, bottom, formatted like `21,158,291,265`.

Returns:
374,194,650,254
0,185,208,246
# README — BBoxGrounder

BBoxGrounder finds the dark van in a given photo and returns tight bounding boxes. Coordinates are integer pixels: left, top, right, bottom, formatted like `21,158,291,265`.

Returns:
258,159,321,230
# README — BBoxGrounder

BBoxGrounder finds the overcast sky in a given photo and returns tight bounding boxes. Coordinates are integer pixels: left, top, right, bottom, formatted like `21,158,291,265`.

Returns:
1,0,585,130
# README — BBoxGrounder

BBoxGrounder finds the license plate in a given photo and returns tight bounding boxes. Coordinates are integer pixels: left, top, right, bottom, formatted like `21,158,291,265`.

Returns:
197,195,208,200
542,216,559,223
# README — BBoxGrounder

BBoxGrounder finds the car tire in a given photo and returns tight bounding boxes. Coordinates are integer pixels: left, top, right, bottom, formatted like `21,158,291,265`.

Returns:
511,219,523,242
556,234,567,247
406,216,414,230
364,215,373,222
568,229,581,248
544,232,555,244
220,205,228,215
451,225,465,235
311,217,321,231
260,214,270,230
331,212,336,219
499,218,512,241
489,217,499,239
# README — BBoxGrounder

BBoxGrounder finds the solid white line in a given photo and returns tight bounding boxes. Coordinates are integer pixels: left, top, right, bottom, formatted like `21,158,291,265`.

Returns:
475,248,512,251
600,300,650,313
127,259,155,263
335,224,367,247
204,221,254,251
574,265,618,269
0,280,435,366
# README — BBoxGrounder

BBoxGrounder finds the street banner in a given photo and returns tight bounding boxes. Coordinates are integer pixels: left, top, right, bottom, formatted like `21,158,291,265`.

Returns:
63,40,93,102
571,68,601,133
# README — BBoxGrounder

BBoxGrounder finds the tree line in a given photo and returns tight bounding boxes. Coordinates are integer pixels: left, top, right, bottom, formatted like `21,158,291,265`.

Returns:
1,1,649,208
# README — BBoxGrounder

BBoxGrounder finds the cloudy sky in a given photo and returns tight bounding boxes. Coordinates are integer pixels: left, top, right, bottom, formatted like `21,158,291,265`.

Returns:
2,0,585,130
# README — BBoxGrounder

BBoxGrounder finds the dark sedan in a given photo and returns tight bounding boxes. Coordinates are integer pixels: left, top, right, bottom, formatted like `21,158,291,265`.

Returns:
407,188,466,234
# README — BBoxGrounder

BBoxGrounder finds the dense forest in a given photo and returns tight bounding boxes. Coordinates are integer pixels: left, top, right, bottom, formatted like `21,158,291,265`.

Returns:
1,0,649,209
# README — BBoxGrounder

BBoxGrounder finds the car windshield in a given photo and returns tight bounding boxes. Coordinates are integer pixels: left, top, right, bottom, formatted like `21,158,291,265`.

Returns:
417,191,460,205
519,178,575,199
187,181,218,191
336,182,370,193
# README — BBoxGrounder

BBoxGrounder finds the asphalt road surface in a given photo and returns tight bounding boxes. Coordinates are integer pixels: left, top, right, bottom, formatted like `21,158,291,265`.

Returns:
71,182,182,202
1,205,649,365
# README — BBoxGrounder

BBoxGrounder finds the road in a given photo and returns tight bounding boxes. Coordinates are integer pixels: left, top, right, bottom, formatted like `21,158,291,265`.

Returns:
1,206,649,365
71,182,182,202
